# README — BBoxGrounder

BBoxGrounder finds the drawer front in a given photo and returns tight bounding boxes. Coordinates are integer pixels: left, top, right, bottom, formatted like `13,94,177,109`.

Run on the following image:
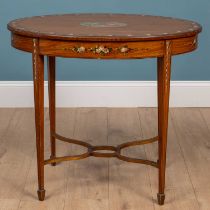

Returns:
39,40,165,59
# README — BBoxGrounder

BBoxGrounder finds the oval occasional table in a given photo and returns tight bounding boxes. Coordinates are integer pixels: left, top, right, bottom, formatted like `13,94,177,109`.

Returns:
8,14,202,205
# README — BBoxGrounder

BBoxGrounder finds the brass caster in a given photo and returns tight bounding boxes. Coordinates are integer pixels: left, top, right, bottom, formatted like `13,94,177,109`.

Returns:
157,193,165,205
37,189,45,201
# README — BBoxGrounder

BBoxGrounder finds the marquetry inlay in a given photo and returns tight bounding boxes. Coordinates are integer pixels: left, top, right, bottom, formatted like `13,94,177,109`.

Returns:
80,21,127,28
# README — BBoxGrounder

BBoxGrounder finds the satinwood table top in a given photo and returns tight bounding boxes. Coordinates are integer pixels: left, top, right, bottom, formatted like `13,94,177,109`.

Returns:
8,13,202,42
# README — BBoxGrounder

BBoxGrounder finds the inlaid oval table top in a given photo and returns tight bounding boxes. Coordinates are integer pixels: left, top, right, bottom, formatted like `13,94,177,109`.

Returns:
8,13,202,41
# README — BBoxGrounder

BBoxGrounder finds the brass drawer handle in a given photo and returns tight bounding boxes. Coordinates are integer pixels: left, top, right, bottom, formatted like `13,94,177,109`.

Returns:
72,46,86,53
118,46,130,53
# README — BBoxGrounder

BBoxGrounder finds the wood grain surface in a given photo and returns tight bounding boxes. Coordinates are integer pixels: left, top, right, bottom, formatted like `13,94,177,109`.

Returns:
8,14,202,41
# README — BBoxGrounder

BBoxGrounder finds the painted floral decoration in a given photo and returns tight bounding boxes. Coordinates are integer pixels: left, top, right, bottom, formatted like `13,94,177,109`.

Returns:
91,45,112,55
66,45,136,55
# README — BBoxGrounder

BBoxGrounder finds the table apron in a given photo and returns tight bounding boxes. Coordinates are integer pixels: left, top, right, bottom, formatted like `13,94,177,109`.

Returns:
11,33,198,59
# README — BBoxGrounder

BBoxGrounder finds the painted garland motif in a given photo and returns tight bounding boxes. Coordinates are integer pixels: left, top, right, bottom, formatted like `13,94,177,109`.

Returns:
68,45,136,55
80,21,127,28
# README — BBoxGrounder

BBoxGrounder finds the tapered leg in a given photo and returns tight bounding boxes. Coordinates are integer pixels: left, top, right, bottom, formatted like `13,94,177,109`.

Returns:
47,56,56,166
32,39,45,201
157,40,172,205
